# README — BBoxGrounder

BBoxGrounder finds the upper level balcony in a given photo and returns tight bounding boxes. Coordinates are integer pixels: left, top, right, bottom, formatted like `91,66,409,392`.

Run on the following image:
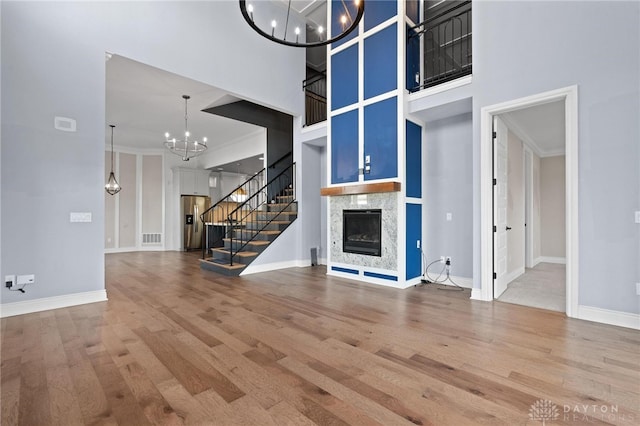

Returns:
408,0,472,93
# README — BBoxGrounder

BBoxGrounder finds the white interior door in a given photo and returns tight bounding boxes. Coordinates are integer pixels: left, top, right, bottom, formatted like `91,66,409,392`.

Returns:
494,116,509,298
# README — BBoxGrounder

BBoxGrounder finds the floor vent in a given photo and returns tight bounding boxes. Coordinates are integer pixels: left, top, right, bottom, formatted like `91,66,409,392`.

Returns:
142,233,162,244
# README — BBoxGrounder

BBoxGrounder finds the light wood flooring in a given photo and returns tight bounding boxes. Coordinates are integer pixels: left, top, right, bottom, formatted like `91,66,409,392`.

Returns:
1,251,639,425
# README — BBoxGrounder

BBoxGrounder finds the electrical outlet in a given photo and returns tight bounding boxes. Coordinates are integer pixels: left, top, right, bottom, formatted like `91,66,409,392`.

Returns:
635,211,640,224
446,256,451,263
416,240,420,249
636,283,640,296
5,275,15,288
440,256,445,263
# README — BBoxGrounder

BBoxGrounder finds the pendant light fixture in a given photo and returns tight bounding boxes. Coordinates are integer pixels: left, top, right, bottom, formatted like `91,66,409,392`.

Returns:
239,0,364,48
164,95,208,161
105,124,121,195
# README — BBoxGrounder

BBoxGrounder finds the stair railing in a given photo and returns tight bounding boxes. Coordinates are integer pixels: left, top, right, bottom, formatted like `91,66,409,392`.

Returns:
199,168,266,259
408,0,472,92
227,162,296,266
303,72,326,126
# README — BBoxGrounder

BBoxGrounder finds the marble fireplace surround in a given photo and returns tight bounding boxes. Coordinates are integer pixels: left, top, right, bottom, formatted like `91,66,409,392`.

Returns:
328,191,399,272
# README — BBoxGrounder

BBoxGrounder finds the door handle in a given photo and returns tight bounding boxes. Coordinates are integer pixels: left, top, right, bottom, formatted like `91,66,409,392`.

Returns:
506,226,512,231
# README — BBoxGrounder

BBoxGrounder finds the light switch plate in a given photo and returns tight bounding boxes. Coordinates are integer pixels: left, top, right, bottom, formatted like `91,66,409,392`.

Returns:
70,212,92,223
635,211,640,223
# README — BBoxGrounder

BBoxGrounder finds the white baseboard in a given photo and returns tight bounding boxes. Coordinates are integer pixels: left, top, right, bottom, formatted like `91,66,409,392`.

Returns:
470,288,484,300
577,305,640,330
431,275,473,289
105,246,165,254
536,256,566,265
504,267,525,285
0,290,108,318
240,260,308,275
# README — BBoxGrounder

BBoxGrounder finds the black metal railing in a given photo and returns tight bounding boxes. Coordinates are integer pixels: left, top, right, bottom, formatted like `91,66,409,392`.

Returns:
303,72,326,126
226,162,296,265
199,168,267,259
408,1,472,92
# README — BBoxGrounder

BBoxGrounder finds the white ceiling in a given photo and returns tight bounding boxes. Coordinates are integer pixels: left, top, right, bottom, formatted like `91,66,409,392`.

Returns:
105,54,261,153
501,100,565,157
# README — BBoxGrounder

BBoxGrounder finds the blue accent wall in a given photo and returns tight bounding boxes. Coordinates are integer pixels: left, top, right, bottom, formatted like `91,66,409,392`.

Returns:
331,45,358,110
332,266,359,275
364,24,397,99
331,109,359,183
406,120,422,198
363,271,398,281
364,0,397,31
331,0,359,48
364,97,397,181
406,203,422,279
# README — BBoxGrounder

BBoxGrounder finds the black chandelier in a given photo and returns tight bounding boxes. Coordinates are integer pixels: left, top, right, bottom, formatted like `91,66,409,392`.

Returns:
239,0,364,48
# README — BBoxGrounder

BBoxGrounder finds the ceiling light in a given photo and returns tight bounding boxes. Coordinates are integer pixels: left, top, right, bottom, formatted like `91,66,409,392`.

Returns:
105,124,121,195
164,95,207,161
239,0,364,48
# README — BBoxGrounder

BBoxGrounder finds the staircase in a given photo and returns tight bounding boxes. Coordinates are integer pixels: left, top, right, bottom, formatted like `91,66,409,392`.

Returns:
199,161,296,276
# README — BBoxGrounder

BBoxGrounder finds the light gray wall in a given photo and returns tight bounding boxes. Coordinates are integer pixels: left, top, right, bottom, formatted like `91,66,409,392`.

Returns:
423,112,473,278
1,1,303,304
473,1,639,313
540,155,566,259
299,143,323,265
507,130,524,275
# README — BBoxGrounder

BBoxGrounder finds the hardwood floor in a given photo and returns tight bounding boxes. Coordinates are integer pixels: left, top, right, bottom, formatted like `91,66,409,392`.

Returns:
2,251,639,425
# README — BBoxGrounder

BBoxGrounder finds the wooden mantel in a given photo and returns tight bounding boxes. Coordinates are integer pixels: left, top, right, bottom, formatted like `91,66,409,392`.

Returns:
320,181,401,196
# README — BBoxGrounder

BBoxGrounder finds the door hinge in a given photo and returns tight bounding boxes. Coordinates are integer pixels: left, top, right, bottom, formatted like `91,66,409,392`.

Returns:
492,131,497,139
493,225,497,232
493,272,497,279
493,178,497,186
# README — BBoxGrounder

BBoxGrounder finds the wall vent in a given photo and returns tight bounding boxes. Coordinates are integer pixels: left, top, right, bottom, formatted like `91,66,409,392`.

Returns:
142,233,162,244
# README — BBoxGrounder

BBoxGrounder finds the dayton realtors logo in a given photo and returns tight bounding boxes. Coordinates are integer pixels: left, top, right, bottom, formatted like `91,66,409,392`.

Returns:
528,399,633,424
529,399,559,425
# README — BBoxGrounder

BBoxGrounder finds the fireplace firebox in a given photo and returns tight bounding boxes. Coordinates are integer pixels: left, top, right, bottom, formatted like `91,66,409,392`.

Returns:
343,209,382,256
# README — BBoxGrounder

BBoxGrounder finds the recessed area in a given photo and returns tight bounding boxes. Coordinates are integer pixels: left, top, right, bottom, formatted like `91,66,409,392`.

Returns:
343,209,381,256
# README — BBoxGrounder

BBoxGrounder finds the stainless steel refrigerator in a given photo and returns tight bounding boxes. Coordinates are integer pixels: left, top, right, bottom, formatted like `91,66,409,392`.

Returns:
181,195,211,251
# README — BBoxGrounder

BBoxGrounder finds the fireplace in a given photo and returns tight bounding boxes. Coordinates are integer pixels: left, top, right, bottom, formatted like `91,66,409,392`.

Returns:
343,209,382,256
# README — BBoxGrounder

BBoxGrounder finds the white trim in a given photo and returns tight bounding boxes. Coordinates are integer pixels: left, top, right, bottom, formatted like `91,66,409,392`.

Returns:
0,290,108,318
408,75,472,102
480,85,579,315
470,288,483,300
323,178,402,189
442,275,473,288
362,16,398,40
105,246,165,254
504,267,525,287
326,268,409,289
536,256,566,265
240,260,307,276
330,102,360,118
577,305,640,330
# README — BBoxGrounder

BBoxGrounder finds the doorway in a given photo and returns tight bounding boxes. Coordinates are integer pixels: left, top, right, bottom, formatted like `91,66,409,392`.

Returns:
493,107,567,312
479,86,578,318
